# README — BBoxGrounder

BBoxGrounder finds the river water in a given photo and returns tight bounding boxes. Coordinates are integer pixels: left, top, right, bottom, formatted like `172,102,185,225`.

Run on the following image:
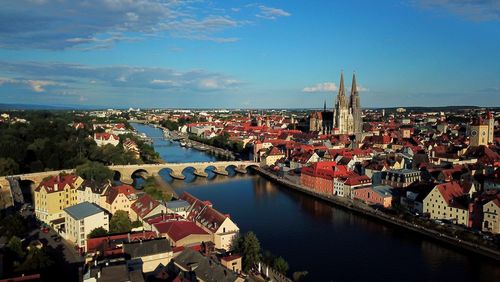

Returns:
132,123,500,282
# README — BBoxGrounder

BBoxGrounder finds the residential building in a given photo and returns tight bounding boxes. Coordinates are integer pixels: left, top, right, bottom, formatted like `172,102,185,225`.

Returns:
482,196,500,234
221,254,242,274
353,185,394,208
94,133,120,147
164,248,240,282
260,147,285,166
102,184,138,215
381,169,421,188
123,238,173,273
77,180,110,206
34,174,84,225
152,220,211,247
129,194,166,223
423,182,471,226
86,231,157,257
334,174,371,198
165,199,191,217
182,192,239,251
64,201,109,252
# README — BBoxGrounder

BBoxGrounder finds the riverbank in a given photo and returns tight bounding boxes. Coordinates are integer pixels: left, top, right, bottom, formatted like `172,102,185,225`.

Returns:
255,167,500,262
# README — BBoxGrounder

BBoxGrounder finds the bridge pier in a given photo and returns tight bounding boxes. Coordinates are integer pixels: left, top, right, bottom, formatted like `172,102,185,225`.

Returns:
212,166,229,176
170,172,186,180
235,167,247,174
193,170,208,178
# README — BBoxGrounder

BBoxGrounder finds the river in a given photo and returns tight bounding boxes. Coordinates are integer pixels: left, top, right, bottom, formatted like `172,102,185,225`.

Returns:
132,123,500,282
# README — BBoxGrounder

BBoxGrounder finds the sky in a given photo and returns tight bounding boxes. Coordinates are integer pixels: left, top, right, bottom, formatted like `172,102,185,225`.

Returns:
0,0,499,109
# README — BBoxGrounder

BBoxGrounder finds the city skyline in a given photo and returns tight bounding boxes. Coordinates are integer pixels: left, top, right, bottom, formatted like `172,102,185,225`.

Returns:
0,0,499,108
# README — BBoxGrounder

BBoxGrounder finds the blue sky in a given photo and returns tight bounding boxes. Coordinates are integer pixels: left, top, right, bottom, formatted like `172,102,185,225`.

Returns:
0,0,499,108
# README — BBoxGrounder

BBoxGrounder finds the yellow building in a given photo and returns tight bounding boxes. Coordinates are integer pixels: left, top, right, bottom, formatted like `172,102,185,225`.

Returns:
423,182,470,227
482,197,500,234
102,184,138,215
34,174,84,225
470,113,494,146
260,147,285,167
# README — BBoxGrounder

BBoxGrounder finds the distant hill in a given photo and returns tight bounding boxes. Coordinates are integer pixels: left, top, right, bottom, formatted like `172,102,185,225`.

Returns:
366,106,499,112
0,103,103,110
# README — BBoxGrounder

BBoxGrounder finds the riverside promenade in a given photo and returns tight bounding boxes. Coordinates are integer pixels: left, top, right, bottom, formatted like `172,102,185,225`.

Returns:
255,168,500,262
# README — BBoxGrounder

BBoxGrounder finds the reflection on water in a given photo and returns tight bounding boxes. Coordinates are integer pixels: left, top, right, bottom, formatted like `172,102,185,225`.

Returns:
132,123,500,282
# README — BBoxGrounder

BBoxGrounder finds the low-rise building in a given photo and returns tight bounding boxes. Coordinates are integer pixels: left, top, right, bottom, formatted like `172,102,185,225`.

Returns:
260,147,285,166
164,248,240,282
165,200,191,217
77,180,110,206
482,196,500,234
94,133,120,147
353,185,394,208
129,194,166,223
64,201,109,252
423,182,471,226
102,184,138,215
152,220,211,247
182,192,239,251
123,238,173,273
381,169,421,188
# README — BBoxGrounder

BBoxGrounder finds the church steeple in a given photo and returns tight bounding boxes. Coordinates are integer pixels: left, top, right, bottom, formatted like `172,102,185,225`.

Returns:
339,71,345,97
350,72,359,108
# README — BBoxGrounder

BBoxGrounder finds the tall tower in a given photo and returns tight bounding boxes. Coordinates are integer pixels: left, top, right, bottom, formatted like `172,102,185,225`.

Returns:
349,72,362,134
486,111,494,144
470,116,489,146
334,72,349,134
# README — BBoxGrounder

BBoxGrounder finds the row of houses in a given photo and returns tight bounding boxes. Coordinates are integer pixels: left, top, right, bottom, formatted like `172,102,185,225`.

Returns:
33,174,240,253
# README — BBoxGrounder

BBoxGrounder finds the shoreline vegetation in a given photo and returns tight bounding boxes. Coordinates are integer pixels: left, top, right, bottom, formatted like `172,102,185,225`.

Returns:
0,111,162,177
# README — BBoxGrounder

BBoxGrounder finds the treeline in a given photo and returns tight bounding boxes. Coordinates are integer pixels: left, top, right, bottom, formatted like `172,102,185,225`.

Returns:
0,111,159,176
189,132,248,156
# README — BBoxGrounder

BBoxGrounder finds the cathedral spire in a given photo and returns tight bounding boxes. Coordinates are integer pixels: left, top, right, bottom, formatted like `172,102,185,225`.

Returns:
338,71,345,97
350,72,358,96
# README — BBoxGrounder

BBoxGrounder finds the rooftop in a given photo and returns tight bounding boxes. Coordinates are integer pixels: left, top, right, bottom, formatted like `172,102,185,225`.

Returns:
64,201,106,220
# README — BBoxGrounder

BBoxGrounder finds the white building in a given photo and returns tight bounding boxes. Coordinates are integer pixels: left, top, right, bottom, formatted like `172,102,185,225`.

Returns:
64,202,109,251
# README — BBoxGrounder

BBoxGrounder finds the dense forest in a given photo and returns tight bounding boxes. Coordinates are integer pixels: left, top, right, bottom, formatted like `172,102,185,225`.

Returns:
0,111,160,176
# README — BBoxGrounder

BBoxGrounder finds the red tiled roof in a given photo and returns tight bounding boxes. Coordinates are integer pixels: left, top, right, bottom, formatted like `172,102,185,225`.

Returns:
106,184,135,204
94,132,119,141
153,220,208,242
436,182,467,207
34,174,80,193
86,231,157,253
130,194,160,219
181,192,229,233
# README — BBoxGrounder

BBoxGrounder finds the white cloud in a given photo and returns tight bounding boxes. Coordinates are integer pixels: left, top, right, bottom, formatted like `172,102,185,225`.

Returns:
0,77,60,92
0,61,240,93
256,5,291,20
415,0,500,21
303,82,338,93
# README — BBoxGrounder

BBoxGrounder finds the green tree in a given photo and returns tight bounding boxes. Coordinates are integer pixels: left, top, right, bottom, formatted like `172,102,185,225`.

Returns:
0,157,19,176
292,271,309,282
88,227,108,238
17,247,54,272
273,256,289,274
76,161,114,182
7,236,25,259
233,231,261,272
109,210,132,233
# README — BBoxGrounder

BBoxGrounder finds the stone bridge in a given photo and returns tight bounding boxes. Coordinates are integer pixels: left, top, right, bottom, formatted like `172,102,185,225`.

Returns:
109,161,259,183
0,161,259,208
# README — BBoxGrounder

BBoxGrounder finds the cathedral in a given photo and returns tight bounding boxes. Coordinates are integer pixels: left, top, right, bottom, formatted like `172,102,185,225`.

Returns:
309,72,363,135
